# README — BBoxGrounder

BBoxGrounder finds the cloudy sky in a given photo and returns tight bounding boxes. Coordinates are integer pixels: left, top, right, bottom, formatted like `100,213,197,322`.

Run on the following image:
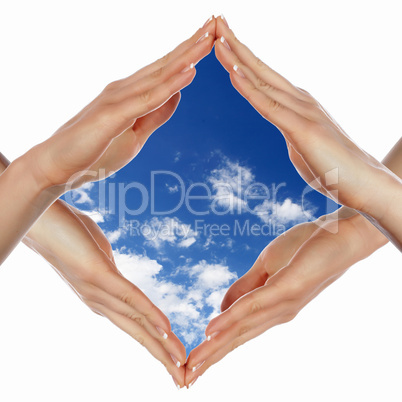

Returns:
1,1,401,401
63,51,336,350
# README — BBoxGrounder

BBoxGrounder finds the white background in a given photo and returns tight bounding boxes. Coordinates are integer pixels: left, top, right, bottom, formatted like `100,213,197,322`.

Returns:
0,0,401,401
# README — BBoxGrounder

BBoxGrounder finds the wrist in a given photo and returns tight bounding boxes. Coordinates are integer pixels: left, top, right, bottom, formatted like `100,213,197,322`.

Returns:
16,147,65,200
343,208,388,259
358,169,402,250
315,206,388,262
359,166,402,221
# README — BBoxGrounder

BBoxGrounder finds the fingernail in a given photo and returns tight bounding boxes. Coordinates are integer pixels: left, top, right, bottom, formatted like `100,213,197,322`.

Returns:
202,15,214,28
156,326,168,340
192,360,205,373
220,36,231,51
196,32,209,44
188,377,199,389
206,331,220,341
220,14,229,27
172,376,181,390
170,354,181,368
181,63,194,73
233,64,245,78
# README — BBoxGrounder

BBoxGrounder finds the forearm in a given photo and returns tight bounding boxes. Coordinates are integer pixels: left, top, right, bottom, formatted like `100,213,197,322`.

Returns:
0,152,62,264
359,137,402,251
317,138,402,258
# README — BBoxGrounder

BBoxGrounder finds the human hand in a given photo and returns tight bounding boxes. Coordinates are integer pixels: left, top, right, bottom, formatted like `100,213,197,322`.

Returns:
213,18,402,236
24,199,187,388
26,17,217,190
184,207,387,387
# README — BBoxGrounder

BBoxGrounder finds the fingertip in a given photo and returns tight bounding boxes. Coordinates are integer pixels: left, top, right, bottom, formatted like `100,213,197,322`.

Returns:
216,13,230,37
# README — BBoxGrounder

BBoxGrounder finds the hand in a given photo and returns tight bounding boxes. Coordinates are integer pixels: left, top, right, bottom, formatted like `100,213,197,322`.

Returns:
184,207,387,387
213,18,402,235
26,18,217,190
24,199,187,388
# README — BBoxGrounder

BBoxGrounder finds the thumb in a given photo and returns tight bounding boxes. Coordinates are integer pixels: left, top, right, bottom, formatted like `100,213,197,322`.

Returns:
220,258,268,312
221,221,319,312
133,92,181,142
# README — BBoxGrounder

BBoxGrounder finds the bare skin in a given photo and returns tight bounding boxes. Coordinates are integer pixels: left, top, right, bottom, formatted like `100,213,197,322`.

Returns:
1,15,401,390
211,17,402,250
0,17,218,389
184,17,402,388
0,154,188,387
0,17,217,265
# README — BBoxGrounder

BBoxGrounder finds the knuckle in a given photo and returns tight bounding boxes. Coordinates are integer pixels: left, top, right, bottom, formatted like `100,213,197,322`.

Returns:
250,300,262,315
139,89,152,105
128,313,145,327
297,87,311,96
266,97,282,113
255,58,267,69
150,66,165,79
280,308,298,324
159,52,171,65
238,325,250,337
103,80,121,93
297,87,320,105
120,292,135,306
231,337,245,352
256,77,274,92
133,334,145,346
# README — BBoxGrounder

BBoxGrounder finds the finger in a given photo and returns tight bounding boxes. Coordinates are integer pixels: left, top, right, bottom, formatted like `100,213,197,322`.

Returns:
87,283,187,366
91,32,214,141
111,30,215,103
133,91,181,143
213,45,313,143
185,312,287,387
121,16,216,85
94,65,196,141
203,282,284,347
57,18,215,130
220,218,319,314
72,93,181,186
220,258,268,312
93,283,187,366
94,304,186,387
215,37,319,122
215,17,305,100
92,269,173,337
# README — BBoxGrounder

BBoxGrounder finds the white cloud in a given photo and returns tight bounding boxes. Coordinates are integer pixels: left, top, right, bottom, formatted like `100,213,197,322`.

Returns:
68,182,95,205
178,237,196,248
253,198,314,224
114,249,237,347
166,184,179,193
142,217,197,249
203,235,216,249
174,151,181,163
105,228,124,244
208,154,316,225
190,260,237,290
208,157,254,213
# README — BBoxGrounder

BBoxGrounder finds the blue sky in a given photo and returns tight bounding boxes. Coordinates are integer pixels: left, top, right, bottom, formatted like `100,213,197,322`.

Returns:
63,51,337,351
